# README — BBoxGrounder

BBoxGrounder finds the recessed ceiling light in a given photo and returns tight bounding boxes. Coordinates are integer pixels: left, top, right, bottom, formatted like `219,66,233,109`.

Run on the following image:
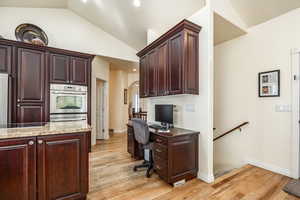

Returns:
82,0,87,3
133,68,137,72
133,0,141,7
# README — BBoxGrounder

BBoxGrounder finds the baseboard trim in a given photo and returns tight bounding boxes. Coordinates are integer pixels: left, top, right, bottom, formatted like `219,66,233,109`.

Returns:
246,159,291,177
113,129,127,134
198,172,215,183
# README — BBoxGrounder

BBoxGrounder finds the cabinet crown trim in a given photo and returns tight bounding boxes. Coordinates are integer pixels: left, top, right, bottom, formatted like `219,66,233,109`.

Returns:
137,19,201,57
0,39,95,59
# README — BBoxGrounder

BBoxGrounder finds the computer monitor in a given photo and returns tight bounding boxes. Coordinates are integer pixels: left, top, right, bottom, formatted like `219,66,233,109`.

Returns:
155,104,173,125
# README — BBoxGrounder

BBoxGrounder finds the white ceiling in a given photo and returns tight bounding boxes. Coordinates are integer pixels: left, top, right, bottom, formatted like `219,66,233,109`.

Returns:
2,0,300,50
68,0,205,50
230,0,300,27
0,0,67,8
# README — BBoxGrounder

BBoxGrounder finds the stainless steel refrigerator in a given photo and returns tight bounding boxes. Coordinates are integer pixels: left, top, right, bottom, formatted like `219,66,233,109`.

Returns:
0,74,8,125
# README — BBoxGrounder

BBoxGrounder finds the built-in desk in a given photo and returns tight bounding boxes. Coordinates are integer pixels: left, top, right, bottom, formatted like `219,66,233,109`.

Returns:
127,121,200,184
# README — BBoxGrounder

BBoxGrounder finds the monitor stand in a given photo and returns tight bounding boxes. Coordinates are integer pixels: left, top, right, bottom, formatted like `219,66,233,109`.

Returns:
160,123,172,131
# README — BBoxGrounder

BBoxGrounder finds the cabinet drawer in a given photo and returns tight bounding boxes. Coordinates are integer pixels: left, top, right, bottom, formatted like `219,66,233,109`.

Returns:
153,143,167,159
154,156,167,177
153,135,168,145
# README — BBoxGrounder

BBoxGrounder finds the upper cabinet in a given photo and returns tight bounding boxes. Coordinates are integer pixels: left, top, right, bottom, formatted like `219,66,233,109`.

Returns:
70,57,88,85
50,53,70,84
137,20,201,98
0,44,11,74
50,54,89,85
17,48,46,103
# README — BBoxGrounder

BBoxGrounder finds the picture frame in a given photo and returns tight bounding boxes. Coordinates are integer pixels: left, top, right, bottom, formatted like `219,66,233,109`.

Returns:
258,70,280,97
124,89,128,104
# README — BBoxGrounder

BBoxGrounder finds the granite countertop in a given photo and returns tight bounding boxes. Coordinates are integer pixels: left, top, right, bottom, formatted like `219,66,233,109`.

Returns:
0,121,92,139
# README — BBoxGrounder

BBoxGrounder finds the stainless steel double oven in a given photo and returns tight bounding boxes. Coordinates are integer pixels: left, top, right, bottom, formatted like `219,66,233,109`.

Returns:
50,84,88,122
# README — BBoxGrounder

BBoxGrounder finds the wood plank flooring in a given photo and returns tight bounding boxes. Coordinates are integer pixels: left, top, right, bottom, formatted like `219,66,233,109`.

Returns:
87,133,299,200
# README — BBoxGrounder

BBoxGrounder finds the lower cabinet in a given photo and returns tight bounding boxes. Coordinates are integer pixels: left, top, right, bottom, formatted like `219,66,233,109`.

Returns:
153,134,199,184
0,137,36,200
0,132,89,200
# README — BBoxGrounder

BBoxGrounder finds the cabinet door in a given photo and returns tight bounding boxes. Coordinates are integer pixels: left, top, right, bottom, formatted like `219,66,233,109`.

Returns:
157,42,168,96
148,49,157,97
184,31,199,94
139,55,148,98
17,104,44,123
17,48,45,103
168,32,183,95
37,133,88,200
50,53,70,84
70,57,88,85
168,135,198,183
0,45,11,73
0,137,36,200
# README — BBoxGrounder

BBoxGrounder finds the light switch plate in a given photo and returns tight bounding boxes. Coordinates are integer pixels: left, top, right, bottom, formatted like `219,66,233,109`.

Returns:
275,104,292,112
185,104,196,112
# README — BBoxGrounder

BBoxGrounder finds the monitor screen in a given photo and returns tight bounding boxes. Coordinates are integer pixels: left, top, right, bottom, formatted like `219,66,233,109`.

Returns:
155,104,173,124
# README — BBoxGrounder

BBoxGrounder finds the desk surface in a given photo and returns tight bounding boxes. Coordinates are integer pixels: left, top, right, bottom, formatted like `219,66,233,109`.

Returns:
127,121,200,138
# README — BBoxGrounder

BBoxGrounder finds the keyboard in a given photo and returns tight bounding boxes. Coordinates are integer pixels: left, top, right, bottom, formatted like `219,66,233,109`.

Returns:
149,124,163,129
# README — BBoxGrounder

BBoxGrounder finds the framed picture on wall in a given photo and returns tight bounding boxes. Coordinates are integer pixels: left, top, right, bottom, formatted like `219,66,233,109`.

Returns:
258,70,280,97
124,89,128,104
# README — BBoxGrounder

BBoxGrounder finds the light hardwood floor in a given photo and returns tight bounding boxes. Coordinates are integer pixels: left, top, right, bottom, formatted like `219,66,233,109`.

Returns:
87,133,299,200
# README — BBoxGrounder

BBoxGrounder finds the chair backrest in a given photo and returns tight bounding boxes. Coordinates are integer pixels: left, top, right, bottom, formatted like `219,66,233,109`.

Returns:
131,118,150,145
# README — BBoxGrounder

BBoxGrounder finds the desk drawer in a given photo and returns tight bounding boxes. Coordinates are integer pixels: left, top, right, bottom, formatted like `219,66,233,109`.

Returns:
153,143,167,159
153,135,168,145
154,156,167,177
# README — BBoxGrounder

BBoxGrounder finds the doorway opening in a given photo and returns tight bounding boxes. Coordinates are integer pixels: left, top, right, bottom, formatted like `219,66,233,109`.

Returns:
96,79,109,140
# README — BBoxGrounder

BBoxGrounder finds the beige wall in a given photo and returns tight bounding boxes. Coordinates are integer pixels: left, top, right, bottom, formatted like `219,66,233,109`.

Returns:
91,56,110,145
214,8,300,177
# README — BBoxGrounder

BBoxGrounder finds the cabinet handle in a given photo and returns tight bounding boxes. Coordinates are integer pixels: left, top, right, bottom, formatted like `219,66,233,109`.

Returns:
38,140,43,144
17,104,20,108
156,139,163,143
17,99,20,102
155,149,162,153
156,165,161,170
28,140,35,145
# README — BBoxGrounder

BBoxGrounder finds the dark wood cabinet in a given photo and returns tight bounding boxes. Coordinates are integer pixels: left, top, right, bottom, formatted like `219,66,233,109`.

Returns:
139,55,148,98
137,20,201,98
157,42,168,96
0,132,89,200
0,44,11,73
0,137,36,200
50,53,70,84
17,48,46,103
148,49,158,97
50,54,89,86
17,104,45,123
70,57,88,85
37,133,88,200
0,39,94,124
168,32,183,95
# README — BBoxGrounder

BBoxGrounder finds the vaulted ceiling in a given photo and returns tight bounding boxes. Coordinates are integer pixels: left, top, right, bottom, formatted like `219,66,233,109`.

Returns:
230,0,300,27
1,0,300,50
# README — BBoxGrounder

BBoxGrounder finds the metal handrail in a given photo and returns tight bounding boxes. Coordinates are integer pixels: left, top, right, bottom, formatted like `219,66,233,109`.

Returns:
213,122,249,141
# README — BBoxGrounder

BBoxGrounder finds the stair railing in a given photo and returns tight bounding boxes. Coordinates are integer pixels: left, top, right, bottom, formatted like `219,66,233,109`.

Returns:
213,122,249,142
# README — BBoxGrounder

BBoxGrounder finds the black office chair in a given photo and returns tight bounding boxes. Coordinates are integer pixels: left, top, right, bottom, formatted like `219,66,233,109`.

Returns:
131,118,153,178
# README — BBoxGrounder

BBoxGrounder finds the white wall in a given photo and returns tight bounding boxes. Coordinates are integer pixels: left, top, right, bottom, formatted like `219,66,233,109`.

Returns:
214,8,300,177
0,7,138,62
147,6,215,183
91,56,110,144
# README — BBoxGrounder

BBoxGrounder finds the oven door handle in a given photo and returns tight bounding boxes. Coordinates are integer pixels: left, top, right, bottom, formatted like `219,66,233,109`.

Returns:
51,92,87,95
